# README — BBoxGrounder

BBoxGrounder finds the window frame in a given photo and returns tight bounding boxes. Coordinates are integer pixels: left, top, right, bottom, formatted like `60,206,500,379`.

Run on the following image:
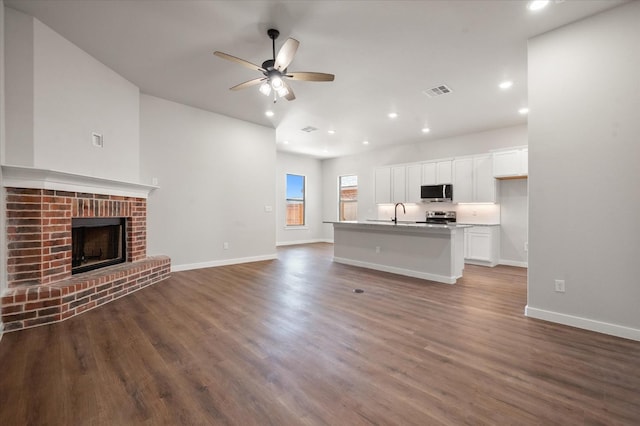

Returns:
338,174,358,221
285,173,306,227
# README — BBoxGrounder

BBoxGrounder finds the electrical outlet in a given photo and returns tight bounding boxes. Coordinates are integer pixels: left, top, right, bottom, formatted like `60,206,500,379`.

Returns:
375,246,381,254
524,241,528,252
223,242,229,250
554,279,565,293
152,177,158,186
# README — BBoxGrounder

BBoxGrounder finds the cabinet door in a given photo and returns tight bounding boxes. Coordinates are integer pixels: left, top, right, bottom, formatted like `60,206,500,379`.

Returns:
467,232,491,261
437,160,453,184
421,162,437,185
463,229,470,258
493,150,523,177
406,164,422,203
521,148,528,175
453,158,473,203
473,155,496,203
392,166,407,203
493,150,519,177
375,167,391,204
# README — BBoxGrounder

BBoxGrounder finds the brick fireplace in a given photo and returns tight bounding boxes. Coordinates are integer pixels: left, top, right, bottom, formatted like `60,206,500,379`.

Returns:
1,169,171,332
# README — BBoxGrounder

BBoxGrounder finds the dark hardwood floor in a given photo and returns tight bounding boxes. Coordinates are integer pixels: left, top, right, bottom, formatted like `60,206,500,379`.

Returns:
1,243,639,425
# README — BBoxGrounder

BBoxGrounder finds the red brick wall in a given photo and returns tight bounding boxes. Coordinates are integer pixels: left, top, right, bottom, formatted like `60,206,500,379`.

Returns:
6,188,147,288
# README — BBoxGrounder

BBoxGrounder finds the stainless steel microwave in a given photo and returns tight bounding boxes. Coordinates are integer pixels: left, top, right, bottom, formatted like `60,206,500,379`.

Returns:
420,184,453,202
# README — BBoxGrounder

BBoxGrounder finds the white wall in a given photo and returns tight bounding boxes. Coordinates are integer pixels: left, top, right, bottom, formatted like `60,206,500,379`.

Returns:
4,8,140,182
321,125,528,240
498,179,528,267
276,152,325,245
1,0,6,338
4,7,33,166
140,95,276,270
527,1,640,340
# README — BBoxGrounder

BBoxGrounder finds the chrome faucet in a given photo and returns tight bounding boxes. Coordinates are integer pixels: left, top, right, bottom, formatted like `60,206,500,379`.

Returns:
393,203,406,224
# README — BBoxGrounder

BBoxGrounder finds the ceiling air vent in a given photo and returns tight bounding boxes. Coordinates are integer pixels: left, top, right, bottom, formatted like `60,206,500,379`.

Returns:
301,126,318,133
423,84,453,98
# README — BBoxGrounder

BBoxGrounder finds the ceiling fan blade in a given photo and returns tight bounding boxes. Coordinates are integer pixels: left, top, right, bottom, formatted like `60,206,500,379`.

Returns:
214,51,265,72
274,38,300,71
283,81,296,101
230,77,266,91
286,72,335,82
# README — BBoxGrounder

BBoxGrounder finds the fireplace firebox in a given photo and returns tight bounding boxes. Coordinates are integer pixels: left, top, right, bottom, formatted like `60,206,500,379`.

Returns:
72,217,126,274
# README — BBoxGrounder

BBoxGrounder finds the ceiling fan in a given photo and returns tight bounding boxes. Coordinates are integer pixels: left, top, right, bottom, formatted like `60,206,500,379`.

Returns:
213,29,335,102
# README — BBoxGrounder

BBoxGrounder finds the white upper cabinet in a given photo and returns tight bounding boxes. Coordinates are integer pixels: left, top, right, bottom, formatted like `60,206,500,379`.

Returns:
453,157,474,203
406,164,422,203
373,147,524,205
391,166,407,204
374,167,392,204
422,160,452,185
473,154,496,203
493,148,528,178
453,155,496,203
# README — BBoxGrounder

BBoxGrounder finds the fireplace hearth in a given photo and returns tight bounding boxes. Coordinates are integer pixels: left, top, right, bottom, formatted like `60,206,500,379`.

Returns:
2,184,171,332
72,217,126,274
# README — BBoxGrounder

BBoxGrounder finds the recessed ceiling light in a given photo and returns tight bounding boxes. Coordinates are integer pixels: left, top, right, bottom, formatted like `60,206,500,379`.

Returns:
421,127,431,133
323,148,329,153
388,112,398,119
328,130,336,135
282,140,289,145
363,140,369,145
518,107,529,115
265,110,274,117
527,0,549,12
499,80,513,90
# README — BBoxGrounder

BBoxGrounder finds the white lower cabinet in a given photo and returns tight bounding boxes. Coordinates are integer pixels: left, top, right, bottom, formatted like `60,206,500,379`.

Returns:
463,225,500,267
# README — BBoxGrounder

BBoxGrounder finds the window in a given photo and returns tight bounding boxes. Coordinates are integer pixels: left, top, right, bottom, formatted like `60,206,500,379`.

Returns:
339,175,358,221
286,174,305,226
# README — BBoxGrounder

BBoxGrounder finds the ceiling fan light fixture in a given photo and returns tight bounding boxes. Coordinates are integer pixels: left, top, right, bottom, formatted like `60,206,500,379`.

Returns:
259,82,272,96
214,28,334,102
271,76,284,90
276,86,289,98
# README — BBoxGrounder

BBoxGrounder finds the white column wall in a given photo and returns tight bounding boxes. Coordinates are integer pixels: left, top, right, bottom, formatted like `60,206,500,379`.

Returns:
527,1,640,340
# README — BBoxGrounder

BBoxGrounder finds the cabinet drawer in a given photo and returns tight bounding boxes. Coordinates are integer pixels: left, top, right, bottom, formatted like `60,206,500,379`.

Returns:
467,226,492,234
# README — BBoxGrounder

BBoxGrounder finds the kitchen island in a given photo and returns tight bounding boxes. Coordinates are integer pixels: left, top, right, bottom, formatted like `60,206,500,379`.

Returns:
327,221,470,284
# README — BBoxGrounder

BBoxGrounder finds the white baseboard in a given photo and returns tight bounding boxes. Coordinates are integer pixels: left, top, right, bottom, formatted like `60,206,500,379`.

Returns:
525,305,640,342
333,257,457,284
276,239,333,247
499,259,528,268
172,254,277,272
464,259,498,267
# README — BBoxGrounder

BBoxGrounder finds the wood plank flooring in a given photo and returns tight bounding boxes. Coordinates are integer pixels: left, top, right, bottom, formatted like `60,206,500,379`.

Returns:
1,243,639,425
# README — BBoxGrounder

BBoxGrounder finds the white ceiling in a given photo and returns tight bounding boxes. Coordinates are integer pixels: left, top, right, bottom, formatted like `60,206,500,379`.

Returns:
5,0,627,159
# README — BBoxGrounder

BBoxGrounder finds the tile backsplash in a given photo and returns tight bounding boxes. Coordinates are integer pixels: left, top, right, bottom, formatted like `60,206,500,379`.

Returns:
375,202,500,224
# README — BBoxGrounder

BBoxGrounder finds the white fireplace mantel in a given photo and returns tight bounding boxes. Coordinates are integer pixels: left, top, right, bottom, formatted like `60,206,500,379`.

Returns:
1,165,158,199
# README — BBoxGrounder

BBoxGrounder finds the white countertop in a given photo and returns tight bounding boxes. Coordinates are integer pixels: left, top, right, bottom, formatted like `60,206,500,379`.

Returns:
324,220,472,230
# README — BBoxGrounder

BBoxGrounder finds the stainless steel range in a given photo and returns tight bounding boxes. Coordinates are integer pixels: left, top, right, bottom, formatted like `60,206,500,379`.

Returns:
422,210,456,224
